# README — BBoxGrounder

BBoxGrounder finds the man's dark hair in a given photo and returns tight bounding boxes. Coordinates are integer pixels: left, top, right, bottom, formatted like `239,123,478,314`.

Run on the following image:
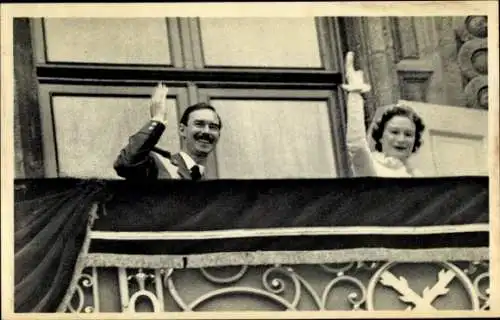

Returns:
371,105,425,153
179,102,222,129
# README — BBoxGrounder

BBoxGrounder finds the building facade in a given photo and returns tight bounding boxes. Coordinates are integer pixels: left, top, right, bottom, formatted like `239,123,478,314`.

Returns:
14,16,489,180
12,16,490,313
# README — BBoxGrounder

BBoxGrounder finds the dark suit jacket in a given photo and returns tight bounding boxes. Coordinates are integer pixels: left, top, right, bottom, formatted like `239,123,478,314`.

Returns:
114,120,202,180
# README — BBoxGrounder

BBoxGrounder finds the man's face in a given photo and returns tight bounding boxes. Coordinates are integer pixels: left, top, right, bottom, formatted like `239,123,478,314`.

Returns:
179,109,221,158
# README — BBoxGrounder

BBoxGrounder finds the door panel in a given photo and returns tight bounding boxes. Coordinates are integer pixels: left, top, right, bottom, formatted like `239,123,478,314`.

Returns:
400,100,488,176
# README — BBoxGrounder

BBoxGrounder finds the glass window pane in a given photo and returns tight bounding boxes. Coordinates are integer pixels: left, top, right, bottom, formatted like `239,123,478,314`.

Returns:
199,18,322,68
52,96,179,178
213,99,337,179
44,18,171,64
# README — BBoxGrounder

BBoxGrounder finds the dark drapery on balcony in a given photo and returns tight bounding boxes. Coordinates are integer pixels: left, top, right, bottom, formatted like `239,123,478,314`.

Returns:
13,177,489,312
14,179,107,312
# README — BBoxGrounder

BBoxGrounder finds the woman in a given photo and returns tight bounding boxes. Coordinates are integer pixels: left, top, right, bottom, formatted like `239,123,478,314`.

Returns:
342,52,426,177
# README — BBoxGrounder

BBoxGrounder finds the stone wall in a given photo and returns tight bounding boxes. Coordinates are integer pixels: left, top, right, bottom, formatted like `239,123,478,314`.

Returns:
342,16,488,122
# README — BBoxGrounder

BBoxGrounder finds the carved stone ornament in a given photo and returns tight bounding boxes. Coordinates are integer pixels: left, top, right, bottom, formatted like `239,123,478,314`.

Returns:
465,16,488,39
456,16,488,42
458,38,488,79
464,75,488,109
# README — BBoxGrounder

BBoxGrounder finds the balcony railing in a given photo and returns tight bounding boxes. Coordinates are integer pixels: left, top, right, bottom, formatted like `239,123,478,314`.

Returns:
62,254,490,312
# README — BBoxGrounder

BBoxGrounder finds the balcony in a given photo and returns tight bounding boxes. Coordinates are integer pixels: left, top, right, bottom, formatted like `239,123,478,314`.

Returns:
14,177,490,313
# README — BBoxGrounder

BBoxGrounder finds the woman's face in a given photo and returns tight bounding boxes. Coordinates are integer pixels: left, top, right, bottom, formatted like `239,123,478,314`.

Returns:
380,115,416,161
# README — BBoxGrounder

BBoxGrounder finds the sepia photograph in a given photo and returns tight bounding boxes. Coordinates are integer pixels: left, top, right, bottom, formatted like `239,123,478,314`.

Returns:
2,2,498,318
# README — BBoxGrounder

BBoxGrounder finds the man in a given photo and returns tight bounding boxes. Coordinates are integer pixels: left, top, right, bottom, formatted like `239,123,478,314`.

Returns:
114,83,222,180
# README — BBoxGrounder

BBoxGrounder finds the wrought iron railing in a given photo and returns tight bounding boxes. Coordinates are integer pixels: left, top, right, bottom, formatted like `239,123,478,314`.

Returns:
63,259,489,312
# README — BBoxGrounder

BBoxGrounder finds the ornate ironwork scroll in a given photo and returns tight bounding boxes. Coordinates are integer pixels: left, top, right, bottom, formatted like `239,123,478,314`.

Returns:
64,267,99,313
65,260,490,312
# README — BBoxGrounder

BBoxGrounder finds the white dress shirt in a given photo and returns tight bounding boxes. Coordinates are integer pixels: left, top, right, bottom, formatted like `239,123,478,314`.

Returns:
179,152,205,175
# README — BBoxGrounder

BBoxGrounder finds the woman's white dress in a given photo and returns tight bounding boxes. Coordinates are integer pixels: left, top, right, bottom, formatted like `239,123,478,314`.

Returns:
345,92,420,177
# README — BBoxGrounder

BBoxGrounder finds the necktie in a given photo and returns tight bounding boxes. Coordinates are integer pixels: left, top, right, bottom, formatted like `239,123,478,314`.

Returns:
190,165,202,181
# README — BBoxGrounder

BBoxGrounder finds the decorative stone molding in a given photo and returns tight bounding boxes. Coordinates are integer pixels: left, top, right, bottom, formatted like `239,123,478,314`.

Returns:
455,16,488,110
396,59,434,102
389,17,443,104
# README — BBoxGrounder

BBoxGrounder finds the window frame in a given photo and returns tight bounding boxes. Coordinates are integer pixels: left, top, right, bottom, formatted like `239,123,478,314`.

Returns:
28,17,350,178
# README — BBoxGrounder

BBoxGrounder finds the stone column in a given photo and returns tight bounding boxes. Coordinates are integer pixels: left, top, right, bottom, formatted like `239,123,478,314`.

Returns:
341,17,400,122
362,17,401,108
432,17,468,107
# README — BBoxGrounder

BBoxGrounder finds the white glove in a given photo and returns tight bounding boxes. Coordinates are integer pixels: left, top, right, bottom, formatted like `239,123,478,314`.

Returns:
341,52,371,93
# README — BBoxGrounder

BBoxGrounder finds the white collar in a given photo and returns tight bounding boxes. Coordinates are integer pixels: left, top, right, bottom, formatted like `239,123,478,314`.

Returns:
179,151,205,174
372,152,418,175
372,152,406,170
